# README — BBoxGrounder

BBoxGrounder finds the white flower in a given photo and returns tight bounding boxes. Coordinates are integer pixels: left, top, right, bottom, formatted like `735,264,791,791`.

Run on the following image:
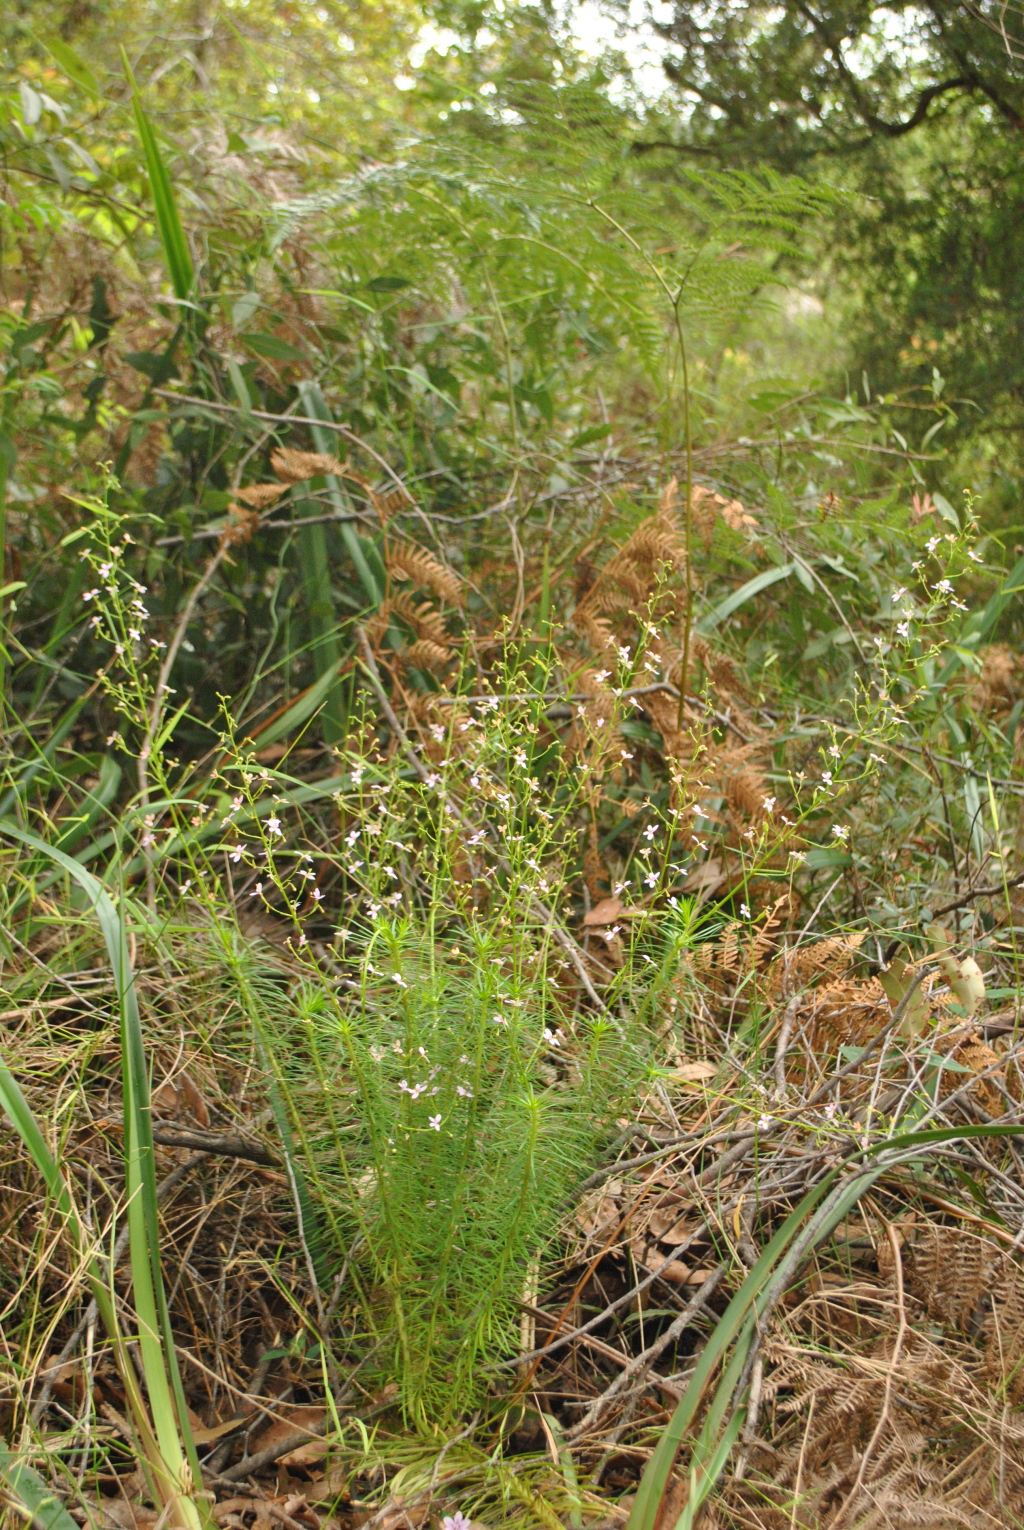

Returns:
428,1114,442,1131
492,1013,506,1025
266,816,282,836
644,870,658,887
312,887,324,901
430,724,445,741
831,824,848,841
762,796,776,812
896,621,909,637
106,732,120,746
228,844,245,862
392,973,408,988
757,1113,772,1131
820,771,833,786
789,850,806,862
643,823,657,840
740,902,751,918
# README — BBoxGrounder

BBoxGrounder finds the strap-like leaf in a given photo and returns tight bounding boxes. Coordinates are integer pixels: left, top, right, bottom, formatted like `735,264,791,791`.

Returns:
121,51,194,302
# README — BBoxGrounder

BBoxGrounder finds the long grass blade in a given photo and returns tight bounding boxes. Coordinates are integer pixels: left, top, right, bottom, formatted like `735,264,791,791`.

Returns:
0,1445,87,1530
121,51,194,302
0,822,209,1530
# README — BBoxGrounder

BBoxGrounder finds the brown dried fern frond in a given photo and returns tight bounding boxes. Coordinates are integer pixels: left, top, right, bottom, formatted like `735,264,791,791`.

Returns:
901,1225,1024,1403
219,504,261,548
343,466,413,526
574,611,618,657
233,482,285,509
389,589,451,650
574,509,687,639
765,932,868,998
387,541,463,606
270,447,345,482
404,639,452,670
722,759,771,825
687,483,759,553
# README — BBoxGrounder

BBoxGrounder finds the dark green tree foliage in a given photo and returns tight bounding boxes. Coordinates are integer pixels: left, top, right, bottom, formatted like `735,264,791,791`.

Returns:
630,0,1024,464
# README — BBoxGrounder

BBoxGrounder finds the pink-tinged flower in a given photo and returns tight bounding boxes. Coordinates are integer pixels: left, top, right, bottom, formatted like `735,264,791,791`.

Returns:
428,1114,442,1131
266,816,282,836
228,844,245,863
442,1513,471,1530
312,887,324,901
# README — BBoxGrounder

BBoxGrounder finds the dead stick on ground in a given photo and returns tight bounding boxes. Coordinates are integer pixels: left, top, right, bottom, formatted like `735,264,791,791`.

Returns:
213,1421,329,1484
151,1126,278,1166
565,1264,726,1440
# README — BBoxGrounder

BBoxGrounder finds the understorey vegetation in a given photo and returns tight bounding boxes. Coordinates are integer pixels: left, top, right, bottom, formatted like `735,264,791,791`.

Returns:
4,11,1024,1530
